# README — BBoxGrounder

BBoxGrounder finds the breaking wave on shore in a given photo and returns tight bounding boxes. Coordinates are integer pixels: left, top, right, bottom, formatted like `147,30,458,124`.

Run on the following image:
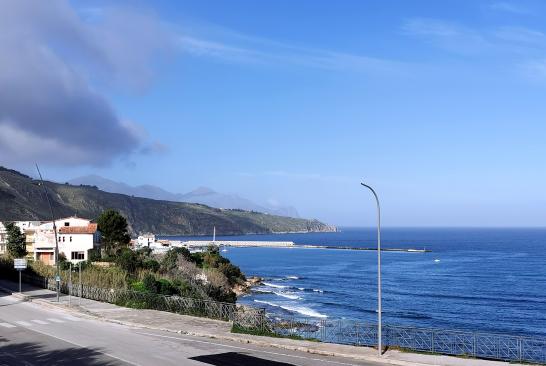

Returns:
254,300,328,318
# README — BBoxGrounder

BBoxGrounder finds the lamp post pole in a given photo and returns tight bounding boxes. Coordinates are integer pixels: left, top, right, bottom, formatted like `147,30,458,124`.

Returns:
361,182,382,356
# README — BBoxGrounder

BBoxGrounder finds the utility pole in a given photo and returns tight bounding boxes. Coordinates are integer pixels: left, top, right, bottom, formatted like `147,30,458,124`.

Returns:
36,164,60,302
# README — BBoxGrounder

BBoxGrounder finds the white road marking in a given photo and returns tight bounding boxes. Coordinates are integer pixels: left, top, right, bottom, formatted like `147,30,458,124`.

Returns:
135,331,364,366
14,326,142,366
0,322,16,328
31,320,49,325
15,321,32,326
63,316,81,321
46,318,65,323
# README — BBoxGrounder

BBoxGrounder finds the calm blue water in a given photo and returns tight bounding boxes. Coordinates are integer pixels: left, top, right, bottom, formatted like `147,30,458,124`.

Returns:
169,228,546,337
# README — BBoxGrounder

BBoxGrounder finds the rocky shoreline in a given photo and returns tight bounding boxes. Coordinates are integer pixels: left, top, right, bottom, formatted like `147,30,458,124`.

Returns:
233,275,263,297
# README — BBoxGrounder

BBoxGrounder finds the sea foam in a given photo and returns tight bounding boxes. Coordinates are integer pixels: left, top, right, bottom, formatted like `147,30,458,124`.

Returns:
253,300,327,318
273,291,301,300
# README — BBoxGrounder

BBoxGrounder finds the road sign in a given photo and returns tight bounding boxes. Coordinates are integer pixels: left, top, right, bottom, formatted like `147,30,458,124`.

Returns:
13,258,27,270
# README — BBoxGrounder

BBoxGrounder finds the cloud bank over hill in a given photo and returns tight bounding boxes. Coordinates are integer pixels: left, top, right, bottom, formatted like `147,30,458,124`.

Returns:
0,1,168,166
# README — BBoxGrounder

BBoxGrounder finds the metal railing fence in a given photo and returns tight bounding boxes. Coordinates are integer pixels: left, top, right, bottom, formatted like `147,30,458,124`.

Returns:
233,315,546,364
12,272,546,364
20,272,239,321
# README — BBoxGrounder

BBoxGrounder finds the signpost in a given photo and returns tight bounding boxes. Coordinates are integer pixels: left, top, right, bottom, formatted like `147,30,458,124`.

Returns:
13,258,27,293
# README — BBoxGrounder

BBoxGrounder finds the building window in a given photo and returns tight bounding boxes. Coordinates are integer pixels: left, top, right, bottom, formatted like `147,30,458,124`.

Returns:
62,236,65,242
71,251,85,260
64,222,70,226
69,236,72,242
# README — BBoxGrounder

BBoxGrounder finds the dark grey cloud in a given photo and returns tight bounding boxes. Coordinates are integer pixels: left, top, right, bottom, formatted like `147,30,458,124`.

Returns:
0,1,169,166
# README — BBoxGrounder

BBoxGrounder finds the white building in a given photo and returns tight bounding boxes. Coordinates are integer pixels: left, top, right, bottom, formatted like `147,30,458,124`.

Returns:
136,233,156,249
34,217,100,264
0,222,7,255
0,221,42,256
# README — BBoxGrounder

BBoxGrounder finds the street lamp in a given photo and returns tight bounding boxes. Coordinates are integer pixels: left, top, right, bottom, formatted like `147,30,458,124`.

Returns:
361,182,382,356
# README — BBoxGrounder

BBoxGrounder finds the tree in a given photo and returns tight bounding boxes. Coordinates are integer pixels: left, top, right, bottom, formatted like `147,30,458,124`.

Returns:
58,252,71,270
5,222,27,258
96,209,131,256
115,248,140,273
161,247,191,271
142,274,158,293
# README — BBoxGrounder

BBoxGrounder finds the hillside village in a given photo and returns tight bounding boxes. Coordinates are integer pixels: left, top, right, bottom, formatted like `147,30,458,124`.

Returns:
0,216,295,266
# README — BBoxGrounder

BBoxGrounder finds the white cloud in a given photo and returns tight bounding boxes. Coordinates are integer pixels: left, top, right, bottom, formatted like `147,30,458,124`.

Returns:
175,26,408,76
489,2,530,15
0,1,169,166
401,18,490,54
263,171,353,182
519,59,546,80
402,18,546,62
492,26,546,45
402,18,462,37
0,122,95,165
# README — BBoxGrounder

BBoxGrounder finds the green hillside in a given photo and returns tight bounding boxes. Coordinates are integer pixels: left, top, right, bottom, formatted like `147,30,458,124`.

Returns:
0,167,336,236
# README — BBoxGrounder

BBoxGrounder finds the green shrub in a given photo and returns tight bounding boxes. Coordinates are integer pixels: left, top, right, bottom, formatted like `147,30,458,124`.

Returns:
58,253,71,270
142,259,160,272
115,249,141,273
130,281,146,292
161,247,191,270
87,248,101,262
142,273,158,293
157,279,176,295
172,279,201,298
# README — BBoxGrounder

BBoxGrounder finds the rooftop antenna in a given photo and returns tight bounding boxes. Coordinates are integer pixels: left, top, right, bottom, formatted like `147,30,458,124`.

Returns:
35,164,60,302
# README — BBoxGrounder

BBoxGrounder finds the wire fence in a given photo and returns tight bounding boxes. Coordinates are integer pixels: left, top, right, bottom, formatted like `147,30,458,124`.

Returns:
233,314,546,364
14,272,546,364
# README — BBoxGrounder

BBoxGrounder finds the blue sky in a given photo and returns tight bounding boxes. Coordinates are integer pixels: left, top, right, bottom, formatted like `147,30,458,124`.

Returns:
2,0,546,226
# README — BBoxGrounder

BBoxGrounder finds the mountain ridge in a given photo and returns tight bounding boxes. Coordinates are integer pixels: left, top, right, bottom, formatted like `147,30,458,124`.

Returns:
68,175,300,218
0,167,335,236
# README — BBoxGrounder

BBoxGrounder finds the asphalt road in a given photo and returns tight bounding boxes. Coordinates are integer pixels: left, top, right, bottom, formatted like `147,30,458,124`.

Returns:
0,292,382,366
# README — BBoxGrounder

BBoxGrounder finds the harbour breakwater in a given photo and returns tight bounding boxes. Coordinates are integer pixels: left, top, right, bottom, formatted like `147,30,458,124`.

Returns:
176,240,431,252
300,245,431,252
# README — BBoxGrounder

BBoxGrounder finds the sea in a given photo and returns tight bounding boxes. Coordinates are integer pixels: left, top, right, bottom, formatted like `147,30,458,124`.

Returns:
169,228,546,338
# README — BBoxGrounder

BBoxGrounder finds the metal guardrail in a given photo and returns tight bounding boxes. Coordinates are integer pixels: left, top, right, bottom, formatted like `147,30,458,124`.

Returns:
16,272,546,364
233,314,546,364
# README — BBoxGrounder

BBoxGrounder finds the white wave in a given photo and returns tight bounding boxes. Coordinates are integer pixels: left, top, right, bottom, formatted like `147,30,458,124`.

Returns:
262,282,288,289
254,300,280,308
297,287,305,291
254,300,328,318
253,289,273,294
286,275,299,280
313,289,324,293
281,305,328,318
273,291,301,300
